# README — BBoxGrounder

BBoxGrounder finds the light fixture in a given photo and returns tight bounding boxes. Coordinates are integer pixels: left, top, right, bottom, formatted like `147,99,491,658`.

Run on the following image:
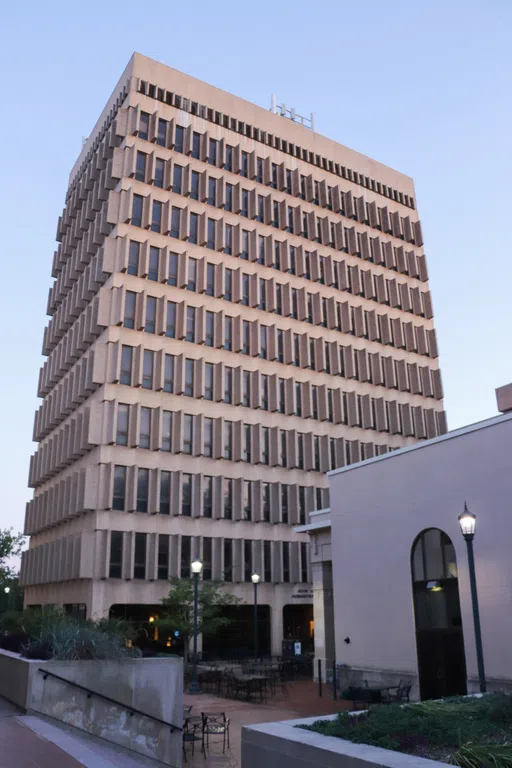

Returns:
4,587,10,594
458,502,476,540
251,573,260,584
426,580,443,592
148,616,155,623
191,559,203,574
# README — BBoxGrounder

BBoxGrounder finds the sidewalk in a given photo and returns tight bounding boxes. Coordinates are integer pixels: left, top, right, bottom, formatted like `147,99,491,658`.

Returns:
183,679,351,767
0,697,83,768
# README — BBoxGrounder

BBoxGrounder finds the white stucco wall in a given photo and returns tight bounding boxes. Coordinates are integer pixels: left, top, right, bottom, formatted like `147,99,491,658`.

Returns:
328,413,512,689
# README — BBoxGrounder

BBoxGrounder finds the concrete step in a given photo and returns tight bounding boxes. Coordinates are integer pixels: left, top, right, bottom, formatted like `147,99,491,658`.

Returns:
19,715,173,768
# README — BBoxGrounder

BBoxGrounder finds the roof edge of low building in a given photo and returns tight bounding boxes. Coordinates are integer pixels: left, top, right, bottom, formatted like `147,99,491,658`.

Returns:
328,410,512,480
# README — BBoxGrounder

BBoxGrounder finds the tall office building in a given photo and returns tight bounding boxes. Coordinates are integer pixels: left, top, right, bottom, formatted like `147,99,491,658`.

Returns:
21,53,445,656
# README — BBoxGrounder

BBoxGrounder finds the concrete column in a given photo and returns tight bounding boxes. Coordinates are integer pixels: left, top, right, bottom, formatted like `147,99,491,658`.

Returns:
312,561,334,680
270,600,283,657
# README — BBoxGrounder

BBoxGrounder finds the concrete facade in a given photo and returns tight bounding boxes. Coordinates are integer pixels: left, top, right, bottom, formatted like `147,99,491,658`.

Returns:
299,400,512,695
21,52,445,655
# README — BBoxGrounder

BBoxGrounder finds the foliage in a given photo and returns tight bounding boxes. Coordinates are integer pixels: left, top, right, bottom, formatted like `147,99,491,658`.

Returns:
158,578,242,660
0,607,139,660
0,529,25,584
300,694,512,765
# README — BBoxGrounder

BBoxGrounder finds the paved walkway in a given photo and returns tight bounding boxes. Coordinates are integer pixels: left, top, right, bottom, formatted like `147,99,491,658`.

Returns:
183,679,351,767
0,696,83,768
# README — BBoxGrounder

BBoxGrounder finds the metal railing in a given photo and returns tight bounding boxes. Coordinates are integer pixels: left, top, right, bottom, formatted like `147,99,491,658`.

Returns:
38,668,182,732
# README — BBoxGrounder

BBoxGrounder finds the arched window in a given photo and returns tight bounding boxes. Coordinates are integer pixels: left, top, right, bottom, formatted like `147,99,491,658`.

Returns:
412,528,457,584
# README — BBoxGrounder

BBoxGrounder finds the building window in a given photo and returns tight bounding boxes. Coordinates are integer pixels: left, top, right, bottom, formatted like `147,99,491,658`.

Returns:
224,317,233,351
224,421,233,460
181,535,191,577
224,539,233,581
274,241,281,270
170,207,181,238
120,345,133,385
225,366,233,403
243,371,251,406
203,537,212,581
112,466,126,511
186,258,197,291
312,386,318,419
204,417,213,457
225,269,233,302
296,383,302,417
297,433,304,469
259,276,266,306
271,163,277,188
241,190,248,217
162,411,172,452
257,195,264,223
191,131,201,159
172,164,183,194
182,474,192,516
189,213,199,244
279,378,286,414
205,311,214,347
134,533,147,579
203,476,213,518
294,334,300,366
151,200,162,233
244,541,253,582
282,542,290,583
109,532,123,578
207,218,216,250
262,482,270,522
168,252,178,286
277,329,284,362
260,326,267,359
158,534,170,580
183,414,193,455
128,241,140,276
242,275,249,307
137,468,149,513
225,183,233,211
148,247,159,281
156,118,167,147
291,289,298,319
281,484,289,522
264,541,271,581
205,363,214,400
241,230,249,259
242,320,250,354
160,471,171,515
281,431,287,468
241,151,248,177
262,427,270,465
314,435,320,470
145,296,156,333
186,306,196,342
174,125,184,153
261,374,268,410
208,177,217,206
241,424,251,463
300,542,308,582
139,112,150,140
256,157,263,183
184,359,194,397
243,480,251,520
154,158,165,188
190,171,199,200
225,224,233,255
224,479,233,520
142,350,154,389
206,264,215,296
225,145,233,171
163,354,174,393
275,284,282,315
139,407,151,449
124,291,136,329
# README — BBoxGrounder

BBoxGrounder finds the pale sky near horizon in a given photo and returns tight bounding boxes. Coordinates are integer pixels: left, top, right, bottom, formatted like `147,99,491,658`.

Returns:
0,0,510,536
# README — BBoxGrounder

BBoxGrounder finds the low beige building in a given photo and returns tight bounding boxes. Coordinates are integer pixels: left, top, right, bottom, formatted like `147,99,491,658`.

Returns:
21,52,445,657
300,387,512,698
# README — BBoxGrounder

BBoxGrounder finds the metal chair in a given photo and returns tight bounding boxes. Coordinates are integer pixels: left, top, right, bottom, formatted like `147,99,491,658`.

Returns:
201,712,230,754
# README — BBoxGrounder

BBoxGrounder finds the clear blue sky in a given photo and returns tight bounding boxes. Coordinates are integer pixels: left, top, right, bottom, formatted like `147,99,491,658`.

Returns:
1,0,511,534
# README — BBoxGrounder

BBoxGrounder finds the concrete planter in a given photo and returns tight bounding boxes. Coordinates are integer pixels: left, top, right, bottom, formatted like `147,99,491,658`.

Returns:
242,714,448,768
0,649,183,766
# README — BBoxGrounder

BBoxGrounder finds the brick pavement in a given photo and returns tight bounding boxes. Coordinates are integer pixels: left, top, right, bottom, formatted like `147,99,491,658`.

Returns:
183,679,351,767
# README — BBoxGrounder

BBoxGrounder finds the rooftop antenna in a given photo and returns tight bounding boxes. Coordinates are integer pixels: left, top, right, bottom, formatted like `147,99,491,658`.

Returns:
270,94,315,131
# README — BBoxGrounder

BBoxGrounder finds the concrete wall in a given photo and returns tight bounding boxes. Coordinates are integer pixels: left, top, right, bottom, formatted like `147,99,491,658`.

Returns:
0,651,182,766
242,715,447,768
328,413,512,693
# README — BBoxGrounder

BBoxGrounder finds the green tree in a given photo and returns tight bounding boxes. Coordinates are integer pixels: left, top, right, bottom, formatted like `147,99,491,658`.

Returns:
158,578,242,663
0,529,25,586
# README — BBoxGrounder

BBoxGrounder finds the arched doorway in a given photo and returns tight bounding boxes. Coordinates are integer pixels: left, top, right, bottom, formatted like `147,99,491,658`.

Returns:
411,528,467,700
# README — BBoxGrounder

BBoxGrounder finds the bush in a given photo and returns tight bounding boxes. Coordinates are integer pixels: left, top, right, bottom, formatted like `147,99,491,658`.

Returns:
0,608,140,661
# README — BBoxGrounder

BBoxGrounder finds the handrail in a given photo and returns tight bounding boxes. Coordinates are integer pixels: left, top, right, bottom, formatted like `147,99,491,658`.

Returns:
38,668,182,732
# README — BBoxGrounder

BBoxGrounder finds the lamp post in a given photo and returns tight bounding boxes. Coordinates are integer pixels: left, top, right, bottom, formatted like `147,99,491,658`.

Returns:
188,559,203,694
4,587,10,611
458,503,486,693
251,574,260,659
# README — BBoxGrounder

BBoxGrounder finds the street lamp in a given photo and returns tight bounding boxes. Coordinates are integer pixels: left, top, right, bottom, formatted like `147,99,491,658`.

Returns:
458,503,486,693
188,559,203,694
251,574,260,659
